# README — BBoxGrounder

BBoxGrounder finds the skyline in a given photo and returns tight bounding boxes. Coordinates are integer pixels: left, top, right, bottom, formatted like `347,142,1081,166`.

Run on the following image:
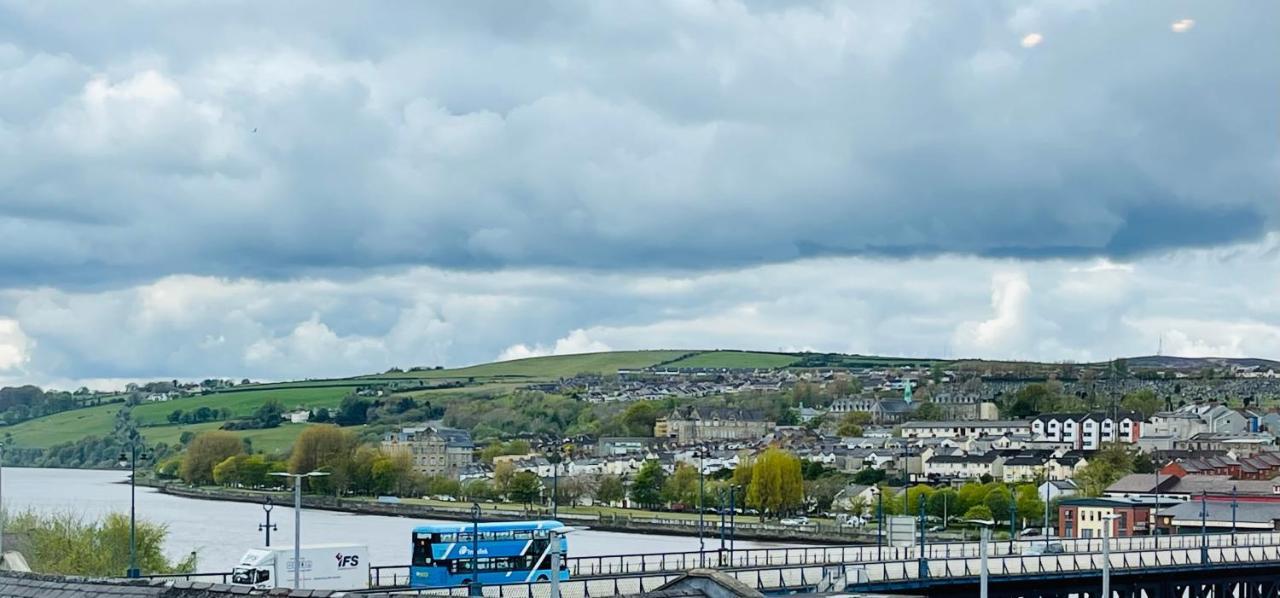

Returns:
0,1,1277,388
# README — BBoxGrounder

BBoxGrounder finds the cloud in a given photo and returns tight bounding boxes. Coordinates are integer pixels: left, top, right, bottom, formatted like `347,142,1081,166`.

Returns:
0,318,31,372
498,330,612,362
953,272,1033,354
0,2,1275,290
1020,33,1044,48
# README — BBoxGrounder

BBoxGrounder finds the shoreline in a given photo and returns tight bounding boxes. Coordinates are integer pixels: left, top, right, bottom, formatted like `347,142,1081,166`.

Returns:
139,479,872,545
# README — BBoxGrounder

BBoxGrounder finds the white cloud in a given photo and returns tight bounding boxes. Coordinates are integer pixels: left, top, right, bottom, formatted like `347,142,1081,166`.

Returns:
498,330,611,362
953,272,1032,354
0,318,32,372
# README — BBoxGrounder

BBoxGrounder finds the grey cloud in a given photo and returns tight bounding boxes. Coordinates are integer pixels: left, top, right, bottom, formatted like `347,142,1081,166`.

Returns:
0,1,1277,290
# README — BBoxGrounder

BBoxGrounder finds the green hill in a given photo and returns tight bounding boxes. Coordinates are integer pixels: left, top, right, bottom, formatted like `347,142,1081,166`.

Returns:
0,348,892,456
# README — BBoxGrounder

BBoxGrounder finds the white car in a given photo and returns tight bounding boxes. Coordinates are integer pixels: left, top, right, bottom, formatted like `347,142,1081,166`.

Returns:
780,517,811,526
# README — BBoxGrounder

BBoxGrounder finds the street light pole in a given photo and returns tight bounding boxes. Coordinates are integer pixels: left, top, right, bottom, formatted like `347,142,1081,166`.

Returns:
1101,513,1119,598
1199,490,1209,563
118,437,149,578
1231,485,1239,544
697,450,705,568
268,471,329,589
966,518,994,598
470,502,482,597
0,442,5,558
549,452,560,520
877,487,884,560
259,497,278,547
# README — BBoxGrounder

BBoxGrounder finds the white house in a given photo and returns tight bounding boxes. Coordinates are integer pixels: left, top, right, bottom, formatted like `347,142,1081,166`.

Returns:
1031,412,1144,450
284,409,311,424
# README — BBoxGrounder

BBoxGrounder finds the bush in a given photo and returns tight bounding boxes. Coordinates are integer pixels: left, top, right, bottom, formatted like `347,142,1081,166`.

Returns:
6,510,197,576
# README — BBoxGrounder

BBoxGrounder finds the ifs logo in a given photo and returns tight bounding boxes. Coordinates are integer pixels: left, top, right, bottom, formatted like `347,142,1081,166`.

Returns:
335,553,361,569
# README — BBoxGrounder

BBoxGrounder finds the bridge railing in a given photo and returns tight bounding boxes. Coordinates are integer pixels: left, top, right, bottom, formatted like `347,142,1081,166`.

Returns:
366,530,1280,586
852,535,1280,584
355,564,838,597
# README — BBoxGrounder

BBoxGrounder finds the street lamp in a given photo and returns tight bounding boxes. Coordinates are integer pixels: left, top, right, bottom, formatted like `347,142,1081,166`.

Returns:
118,435,151,578
547,450,562,519
875,486,885,560
1101,513,1121,598
1231,485,1239,544
0,441,6,558
469,502,482,597
965,518,995,598
259,497,278,547
697,448,706,568
268,470,329,589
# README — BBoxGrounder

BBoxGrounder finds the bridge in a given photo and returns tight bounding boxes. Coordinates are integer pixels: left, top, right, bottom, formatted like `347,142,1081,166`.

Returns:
152,531,1280,596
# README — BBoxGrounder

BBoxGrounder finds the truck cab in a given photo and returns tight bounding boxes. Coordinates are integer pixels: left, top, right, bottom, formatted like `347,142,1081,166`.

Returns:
231,549,276,590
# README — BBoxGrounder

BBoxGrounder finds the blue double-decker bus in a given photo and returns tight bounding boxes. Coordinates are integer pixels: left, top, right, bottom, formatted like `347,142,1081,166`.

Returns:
410,520,570,588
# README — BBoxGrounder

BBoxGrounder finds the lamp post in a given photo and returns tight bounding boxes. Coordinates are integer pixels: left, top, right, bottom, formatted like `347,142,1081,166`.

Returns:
1199,490,1209,563
1043,471,1051,549
1154,464,1162,546
1231,485,1239,544
470,502,482,597
917,495,928,579
876,486,884,560
966,518,995,598
728,484,737,563
697,449,705,568
548,450,562,520
1101,513,1121,598
259,497,278,547
118,436,151,578
268,471,329,589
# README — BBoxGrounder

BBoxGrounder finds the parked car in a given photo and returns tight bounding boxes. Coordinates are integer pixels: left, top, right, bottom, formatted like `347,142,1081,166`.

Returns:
780,517,811,526
1022,542,1066,556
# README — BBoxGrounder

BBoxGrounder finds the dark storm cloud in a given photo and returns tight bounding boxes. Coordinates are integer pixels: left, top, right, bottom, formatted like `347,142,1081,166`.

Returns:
0,0,1276,289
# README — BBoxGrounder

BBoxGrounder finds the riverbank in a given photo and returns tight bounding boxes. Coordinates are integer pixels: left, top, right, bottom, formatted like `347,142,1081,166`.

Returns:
142,479,873,544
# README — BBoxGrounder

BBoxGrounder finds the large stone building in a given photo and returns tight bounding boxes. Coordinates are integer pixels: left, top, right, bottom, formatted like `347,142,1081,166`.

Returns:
381,425,475,478
655,406,775,443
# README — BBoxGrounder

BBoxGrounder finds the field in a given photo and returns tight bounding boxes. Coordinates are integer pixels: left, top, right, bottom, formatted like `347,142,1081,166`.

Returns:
4,349,825,453
370,350,696,380
661,350,799,369
141,421,311,454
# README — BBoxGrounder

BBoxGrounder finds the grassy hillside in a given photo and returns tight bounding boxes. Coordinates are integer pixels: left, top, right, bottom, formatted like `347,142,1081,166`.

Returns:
371,350,696,380
3,403,126,447
662,350,798,369
129,386,352,426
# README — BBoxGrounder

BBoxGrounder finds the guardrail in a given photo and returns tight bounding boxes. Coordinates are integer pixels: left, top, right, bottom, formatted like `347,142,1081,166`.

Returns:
141,530,1280,590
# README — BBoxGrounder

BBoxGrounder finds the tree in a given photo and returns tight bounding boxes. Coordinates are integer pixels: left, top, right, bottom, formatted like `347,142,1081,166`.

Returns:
1121,389,1161,419
630,460,668,509
1007,384,1054,418
962,504,994,522
928,488,958,520
180,430,243,485
1076,443,1134,496
493,461,516,496
1014,484,1044,527
595,475,626,505
852,468,886,486
251,399,285,428
310,407,332,423
837,412,871,437
663,463,701,506
334,395,372,426
912,401,946,421
746,448,804,518
984,485,1013,521
620,401,663,437
288,425,358,494
508,471,542,506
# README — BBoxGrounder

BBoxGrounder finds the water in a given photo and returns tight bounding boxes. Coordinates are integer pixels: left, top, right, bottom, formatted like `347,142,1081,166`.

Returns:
1,468,785,572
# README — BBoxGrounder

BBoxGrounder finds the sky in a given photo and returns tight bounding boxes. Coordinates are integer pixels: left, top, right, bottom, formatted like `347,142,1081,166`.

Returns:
0,1,1277,389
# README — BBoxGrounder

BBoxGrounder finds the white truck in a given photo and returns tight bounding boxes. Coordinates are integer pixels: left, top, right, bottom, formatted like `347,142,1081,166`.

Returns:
230,544,369,590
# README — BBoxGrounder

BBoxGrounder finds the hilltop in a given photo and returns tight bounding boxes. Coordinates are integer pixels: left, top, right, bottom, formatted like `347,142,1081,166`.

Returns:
4,349,1277,464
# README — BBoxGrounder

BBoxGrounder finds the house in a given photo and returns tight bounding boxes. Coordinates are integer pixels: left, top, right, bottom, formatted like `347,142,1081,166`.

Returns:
900,420,1031,440
1038,479,1080,502
832,484,879,515
1031,411,1144,451
1058,497,1154,538
283,409,310,424
1175,432,1274,455
922,452,1002,482
1150,404,1248,440
381,425,475,479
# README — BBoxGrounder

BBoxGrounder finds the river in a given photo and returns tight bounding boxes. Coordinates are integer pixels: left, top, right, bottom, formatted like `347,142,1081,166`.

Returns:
2,468,790,572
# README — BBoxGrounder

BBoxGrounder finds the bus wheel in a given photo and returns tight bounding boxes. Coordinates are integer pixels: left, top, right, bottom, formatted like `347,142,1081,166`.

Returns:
536,575,549,582
460,579,471,586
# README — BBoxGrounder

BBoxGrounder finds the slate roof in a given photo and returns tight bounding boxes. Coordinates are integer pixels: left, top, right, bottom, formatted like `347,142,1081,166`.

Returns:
0,572,339,597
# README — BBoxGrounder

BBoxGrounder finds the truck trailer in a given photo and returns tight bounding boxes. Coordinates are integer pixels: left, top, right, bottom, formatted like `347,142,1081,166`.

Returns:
231,543,368,590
